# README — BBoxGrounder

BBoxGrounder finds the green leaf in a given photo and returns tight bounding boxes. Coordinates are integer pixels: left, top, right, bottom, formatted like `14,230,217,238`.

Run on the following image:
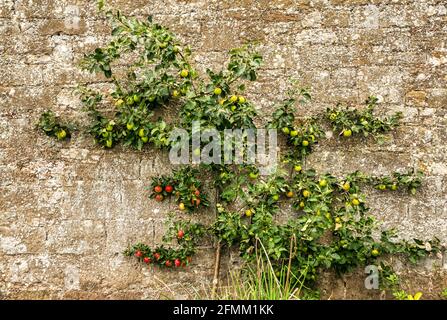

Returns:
112,27,124,36
98,0,105,11
104,69,112,78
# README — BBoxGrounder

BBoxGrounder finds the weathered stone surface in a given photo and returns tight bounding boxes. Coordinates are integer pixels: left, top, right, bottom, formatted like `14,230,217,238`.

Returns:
1,0,446,300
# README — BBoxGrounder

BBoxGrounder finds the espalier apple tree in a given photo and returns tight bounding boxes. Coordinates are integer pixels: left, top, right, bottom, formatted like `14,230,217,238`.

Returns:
37,1,442,299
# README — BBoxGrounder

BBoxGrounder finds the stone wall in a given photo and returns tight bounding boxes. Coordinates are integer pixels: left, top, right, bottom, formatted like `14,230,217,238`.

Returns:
1,0,446,299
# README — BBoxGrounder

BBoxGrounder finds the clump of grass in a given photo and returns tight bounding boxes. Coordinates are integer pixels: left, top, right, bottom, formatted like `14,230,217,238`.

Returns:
217,237,310,300
152,237,314,300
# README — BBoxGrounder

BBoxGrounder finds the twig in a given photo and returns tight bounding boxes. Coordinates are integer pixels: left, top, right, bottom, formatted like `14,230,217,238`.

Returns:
211,188,221,299
211,241,222,299
284,234,296,296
